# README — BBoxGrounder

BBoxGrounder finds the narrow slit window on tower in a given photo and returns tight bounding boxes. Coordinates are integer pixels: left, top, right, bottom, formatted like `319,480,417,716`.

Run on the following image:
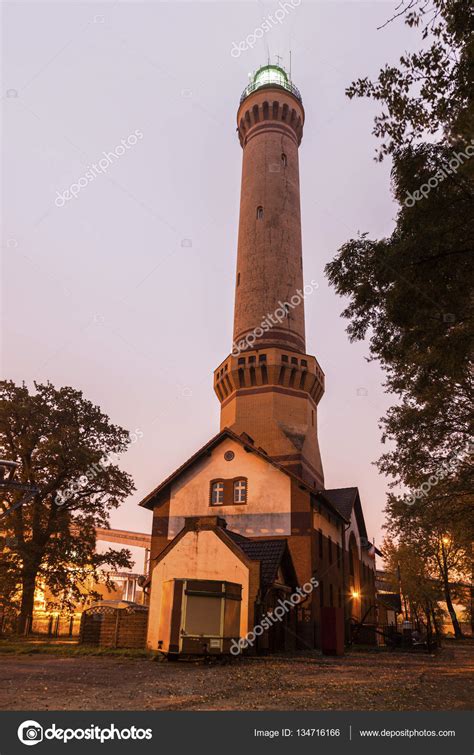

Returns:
256,206,264,220
281,153,287,167
237,272,240,286
249,366,256,386
261,364,268,384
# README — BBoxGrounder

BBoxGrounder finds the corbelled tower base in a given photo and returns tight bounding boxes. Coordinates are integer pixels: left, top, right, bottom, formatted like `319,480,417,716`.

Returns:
214,346,324,488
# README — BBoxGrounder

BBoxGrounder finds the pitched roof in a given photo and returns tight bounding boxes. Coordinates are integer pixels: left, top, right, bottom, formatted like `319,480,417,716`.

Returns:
153,516,297,592
321,487,369,540
377,592,402,613
139,428,281,510
138,427,343,521
226,531,293,589
321,487,359,521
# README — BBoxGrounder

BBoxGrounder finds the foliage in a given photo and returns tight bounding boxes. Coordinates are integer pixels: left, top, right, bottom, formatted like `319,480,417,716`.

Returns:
382,537,445,630
346,0,474,160
0,381,135,628
326,0,474,635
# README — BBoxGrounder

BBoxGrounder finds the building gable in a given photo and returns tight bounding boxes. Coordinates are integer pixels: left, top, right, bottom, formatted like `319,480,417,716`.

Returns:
167,436,291,539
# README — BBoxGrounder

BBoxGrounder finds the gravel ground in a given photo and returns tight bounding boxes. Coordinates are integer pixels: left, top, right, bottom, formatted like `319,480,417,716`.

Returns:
1,642,472,711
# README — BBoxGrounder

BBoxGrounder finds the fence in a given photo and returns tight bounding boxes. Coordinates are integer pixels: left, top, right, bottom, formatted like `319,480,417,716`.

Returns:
80,603,148,648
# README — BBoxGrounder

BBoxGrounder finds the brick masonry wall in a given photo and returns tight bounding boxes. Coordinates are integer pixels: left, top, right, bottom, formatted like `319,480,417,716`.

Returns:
81,612,148,649
149,482,377,650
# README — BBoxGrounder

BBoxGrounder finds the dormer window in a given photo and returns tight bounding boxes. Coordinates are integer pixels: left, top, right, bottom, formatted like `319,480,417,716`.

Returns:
233,478,247,503
211,481,224,505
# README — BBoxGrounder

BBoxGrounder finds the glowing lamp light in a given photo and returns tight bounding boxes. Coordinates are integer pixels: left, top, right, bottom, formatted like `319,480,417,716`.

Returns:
442,536,450,545
253,65,288,90
351,589,360,599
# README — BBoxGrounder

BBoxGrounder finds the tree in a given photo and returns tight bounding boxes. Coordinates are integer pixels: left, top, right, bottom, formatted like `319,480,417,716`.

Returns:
325,0,474,636
346,0,473,160
325,141,473,491
383,537,444,642
0,381,135,632
0,536,22,632
384,495,471,637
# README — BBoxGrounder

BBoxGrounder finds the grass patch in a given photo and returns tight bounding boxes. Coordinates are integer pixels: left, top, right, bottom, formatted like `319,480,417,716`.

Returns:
0,639,151,659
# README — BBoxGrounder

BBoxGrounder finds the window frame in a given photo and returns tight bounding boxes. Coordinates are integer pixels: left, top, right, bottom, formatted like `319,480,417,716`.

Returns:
210,479,225,505
209,477,248,507
233,478,247,504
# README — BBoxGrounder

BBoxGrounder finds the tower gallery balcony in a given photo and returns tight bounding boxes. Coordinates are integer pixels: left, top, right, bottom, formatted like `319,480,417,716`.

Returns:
240,64,303,105
213,347,324,407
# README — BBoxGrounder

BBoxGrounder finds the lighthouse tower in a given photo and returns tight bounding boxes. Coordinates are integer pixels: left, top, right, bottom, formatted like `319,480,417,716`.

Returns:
142,66,378,655
213,65,325,489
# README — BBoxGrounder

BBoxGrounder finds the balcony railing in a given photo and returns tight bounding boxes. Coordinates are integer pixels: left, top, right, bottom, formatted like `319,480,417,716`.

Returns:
240,78,302,105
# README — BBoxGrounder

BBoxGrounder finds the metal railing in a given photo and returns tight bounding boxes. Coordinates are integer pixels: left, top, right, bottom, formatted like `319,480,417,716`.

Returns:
240,79,302,104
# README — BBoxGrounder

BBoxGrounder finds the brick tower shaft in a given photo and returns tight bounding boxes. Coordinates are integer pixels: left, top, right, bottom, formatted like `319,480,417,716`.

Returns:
233,87,306,355
214,66,325,489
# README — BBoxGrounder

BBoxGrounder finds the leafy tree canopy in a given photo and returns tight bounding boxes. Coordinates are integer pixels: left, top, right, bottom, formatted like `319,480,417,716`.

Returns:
0,381,136,629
